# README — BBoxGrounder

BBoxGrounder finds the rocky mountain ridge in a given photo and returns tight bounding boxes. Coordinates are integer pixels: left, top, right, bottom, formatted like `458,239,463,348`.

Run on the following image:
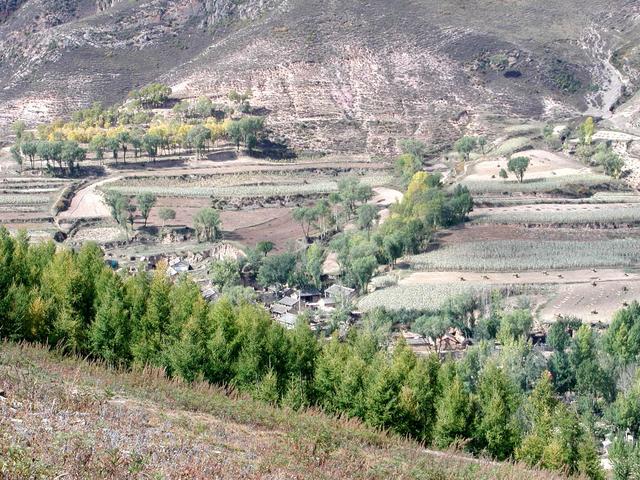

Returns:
1,0,639,154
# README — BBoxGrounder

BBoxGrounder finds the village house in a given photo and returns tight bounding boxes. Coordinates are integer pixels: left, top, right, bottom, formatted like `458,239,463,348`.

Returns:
324,284,355,303
401,328,471,357
270,303,291,316
278,294,299,312
201,285,218,303
278,312,298,330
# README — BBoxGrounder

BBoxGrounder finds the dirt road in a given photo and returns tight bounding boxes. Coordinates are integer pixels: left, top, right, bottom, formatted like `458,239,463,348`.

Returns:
57,176,120,220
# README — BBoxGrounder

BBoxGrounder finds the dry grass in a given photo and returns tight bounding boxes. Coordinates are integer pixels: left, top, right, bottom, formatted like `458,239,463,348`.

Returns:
0,342,570,479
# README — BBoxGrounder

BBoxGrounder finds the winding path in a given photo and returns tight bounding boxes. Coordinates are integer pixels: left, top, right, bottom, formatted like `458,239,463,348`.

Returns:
57,176,121,220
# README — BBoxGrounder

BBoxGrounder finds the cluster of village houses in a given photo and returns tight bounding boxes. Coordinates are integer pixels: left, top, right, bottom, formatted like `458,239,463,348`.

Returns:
107,250,523,356
107,250,366,334
264,284,357,331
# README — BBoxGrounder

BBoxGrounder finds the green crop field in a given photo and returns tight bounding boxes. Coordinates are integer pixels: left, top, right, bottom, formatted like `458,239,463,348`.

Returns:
473,204,640,226
359,282,552,311
407,239,640,271
460,173,617,194
103,174,393,198
359,283,484,311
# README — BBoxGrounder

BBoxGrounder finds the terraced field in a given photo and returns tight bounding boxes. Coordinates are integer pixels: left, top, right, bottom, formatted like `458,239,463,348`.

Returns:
101,171,393,199
472,203,640,226
362,140,640,323
0,176,73,239
103,175,392,198
407,239,640,272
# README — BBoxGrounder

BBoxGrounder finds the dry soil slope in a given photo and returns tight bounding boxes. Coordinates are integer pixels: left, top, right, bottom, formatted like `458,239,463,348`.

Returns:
1,0,640,153
0,341,566,479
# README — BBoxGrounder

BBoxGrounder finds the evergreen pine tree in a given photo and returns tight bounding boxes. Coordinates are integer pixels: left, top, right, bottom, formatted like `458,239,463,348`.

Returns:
282,375,310,411
287,316,319,381
167,297,211,382
253,369,280,404
398,354,441,443
516,372,558,466
204,298,239,385
131,264,172,367
475,363,522,460
90,272,131,365
433,374,474,449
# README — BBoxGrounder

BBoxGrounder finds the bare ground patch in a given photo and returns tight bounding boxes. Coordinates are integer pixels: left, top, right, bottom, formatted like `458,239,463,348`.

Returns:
464,149,589,182
540,280,639,324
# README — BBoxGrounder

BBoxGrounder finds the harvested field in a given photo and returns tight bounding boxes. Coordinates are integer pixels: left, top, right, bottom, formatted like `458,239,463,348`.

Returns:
400,268,640,286
540,280,639,324
407,239,640,272
395,270,640,322
460,173,616,194
0,176,72,237
148,196,211,226
493,136,533,156
148,200,301,250
222,208,302,250
460,149,621,195
0,194,50,205
111,158,389,179
474,192,640,207
100,158,393,201
364,268,640,320
438,224,640,246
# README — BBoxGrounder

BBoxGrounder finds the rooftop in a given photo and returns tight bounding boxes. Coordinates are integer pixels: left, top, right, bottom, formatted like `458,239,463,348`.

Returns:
325,284,355,298
278,296,298,307
271,304,291,315
278,313,298,329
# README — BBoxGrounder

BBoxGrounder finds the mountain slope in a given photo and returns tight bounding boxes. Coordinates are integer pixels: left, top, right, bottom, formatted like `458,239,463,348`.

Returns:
1,0,639,153
0,341,567,479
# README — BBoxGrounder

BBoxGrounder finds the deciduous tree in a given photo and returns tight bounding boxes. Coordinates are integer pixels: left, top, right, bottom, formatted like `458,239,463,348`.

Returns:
136,193,157,227
193,208,221,242
507,156,530,183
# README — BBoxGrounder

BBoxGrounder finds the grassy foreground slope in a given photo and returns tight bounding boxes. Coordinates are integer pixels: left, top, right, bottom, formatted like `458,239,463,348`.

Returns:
0,342,568,480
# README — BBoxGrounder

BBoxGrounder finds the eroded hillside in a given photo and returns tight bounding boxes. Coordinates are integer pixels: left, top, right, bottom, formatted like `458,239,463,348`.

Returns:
1,0,639,153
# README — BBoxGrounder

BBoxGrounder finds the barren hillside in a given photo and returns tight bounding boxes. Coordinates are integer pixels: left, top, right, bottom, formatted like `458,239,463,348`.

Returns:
1,0,640,153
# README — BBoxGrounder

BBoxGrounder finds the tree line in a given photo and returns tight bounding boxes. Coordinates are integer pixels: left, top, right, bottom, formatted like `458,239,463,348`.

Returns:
9,86,267,175
5,226,640,477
